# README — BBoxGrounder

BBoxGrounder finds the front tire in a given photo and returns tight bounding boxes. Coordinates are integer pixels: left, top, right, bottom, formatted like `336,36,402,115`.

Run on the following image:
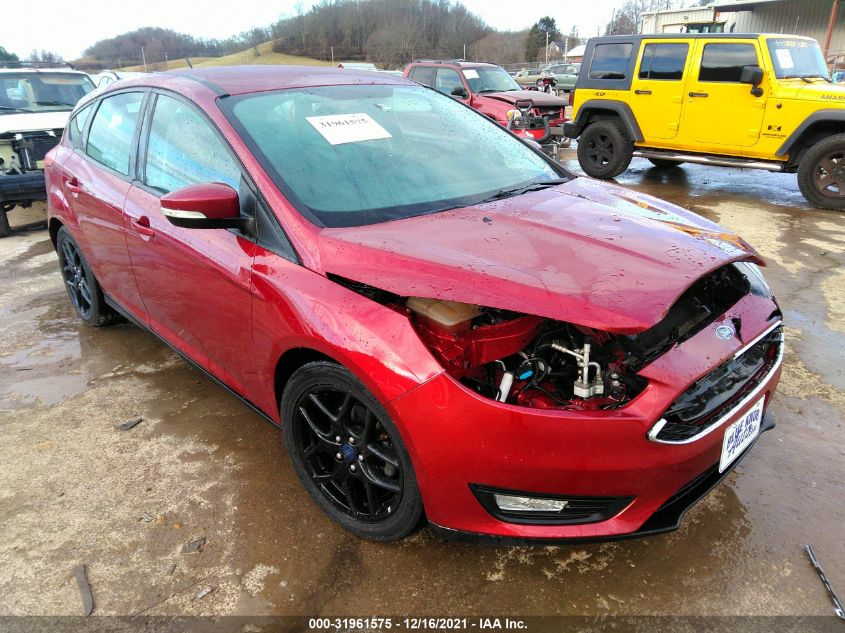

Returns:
281,361,423,541
797,134,845,210
577,119,634,179
56,227,120,326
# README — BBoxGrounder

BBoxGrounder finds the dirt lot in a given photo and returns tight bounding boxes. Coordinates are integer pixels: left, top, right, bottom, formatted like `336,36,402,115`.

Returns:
1,155,844,624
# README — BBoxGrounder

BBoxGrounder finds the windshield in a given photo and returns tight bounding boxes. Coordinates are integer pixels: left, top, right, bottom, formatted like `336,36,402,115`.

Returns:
0,72,95,114
463,67,521,93
766,38,829,79
225,84,562,228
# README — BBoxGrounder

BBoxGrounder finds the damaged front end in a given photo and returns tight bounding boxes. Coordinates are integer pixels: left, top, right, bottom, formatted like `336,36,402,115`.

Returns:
332,261,773,413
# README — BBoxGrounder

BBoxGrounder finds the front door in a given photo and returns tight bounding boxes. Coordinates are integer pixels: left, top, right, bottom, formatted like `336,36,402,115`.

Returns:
122,92,257,396
682,40,767,150
630,41,690,141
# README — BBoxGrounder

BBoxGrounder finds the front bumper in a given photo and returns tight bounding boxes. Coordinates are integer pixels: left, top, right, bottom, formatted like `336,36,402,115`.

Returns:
386,294,782,541
0,171,47,205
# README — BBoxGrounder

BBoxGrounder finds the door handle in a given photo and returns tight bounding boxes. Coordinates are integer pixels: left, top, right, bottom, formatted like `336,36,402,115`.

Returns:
65,176,83,195
634,89,652,95
688,91,709,98
133,216,155,238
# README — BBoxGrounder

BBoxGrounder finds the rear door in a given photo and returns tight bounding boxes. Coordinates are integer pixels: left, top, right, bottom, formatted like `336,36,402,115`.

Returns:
60,91,148,322
630,41,690,141
682,39,767,150
122,91,257,396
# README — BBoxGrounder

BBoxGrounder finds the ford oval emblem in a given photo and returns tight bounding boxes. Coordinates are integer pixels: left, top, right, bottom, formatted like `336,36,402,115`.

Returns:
715,324,735,340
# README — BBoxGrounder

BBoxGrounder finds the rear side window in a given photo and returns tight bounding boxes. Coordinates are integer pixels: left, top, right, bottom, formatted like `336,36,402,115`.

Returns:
143,94,240,195
410,66,435,87
86,92,143,176
67,103,93,150
639,43,689,80
435,68,463,95
588,43,633,80
699,43,759,82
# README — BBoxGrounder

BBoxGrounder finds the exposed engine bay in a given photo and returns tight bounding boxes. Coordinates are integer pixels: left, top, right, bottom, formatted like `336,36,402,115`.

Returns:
331,262,765,411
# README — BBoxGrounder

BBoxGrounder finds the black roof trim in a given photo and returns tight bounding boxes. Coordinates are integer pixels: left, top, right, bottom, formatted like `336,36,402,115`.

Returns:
165,70,230,98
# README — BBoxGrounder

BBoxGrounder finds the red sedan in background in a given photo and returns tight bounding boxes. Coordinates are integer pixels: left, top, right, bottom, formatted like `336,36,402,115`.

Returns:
45,66,782,543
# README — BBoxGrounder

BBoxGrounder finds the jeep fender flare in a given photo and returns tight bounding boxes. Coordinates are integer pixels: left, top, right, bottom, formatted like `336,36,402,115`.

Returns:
569,100,644,143
777,109,845,158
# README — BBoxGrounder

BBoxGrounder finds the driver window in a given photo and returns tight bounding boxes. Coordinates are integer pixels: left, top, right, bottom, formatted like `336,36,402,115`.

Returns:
144,94,240,195
435,68,464,96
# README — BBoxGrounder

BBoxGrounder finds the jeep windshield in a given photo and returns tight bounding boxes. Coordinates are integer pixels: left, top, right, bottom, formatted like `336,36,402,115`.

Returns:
224,84,563,228
766,38,830,80
463,67,522,93
0,73,95,114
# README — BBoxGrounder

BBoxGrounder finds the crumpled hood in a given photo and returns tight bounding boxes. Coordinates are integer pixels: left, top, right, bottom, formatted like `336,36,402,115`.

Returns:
319,177,761,334
0,111,70,134
482,90,568,108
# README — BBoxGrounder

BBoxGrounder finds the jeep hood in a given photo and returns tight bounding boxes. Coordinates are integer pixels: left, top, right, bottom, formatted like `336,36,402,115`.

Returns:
793,80,845,102
480,90,568,108
0,111,70,134
318,177,761,334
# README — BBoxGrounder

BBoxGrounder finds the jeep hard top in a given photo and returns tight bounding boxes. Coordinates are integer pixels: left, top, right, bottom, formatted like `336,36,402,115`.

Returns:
565,33,845,209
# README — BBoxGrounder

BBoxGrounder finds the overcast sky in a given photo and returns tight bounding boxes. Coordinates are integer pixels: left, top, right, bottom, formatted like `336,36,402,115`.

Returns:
3,0,632,60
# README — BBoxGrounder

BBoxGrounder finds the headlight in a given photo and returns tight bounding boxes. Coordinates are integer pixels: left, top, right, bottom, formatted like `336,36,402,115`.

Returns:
734,261,772,297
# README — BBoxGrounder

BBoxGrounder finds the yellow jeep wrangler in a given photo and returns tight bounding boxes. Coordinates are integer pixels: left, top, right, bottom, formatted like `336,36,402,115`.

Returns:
564,33,845,210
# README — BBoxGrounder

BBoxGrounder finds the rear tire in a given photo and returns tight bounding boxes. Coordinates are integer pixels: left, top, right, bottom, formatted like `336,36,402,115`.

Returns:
56,227,120,326
647,158,684,169
281,361,423,541
797,134,845,210
577,119,634,179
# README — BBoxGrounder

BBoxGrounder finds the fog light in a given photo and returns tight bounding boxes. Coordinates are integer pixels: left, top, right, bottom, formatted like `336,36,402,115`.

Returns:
493,494,569,513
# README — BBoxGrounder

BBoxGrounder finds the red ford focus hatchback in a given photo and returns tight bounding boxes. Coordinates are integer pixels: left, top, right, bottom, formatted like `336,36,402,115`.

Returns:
45,66,783,543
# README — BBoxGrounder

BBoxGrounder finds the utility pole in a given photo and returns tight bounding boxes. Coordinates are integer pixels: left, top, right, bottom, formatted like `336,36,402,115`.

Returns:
331,46,334,64
545,30,549,65
141,46,147,72
463,43,466,60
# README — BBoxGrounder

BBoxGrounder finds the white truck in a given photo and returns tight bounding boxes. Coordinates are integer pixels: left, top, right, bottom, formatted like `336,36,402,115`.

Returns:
0,63,95,236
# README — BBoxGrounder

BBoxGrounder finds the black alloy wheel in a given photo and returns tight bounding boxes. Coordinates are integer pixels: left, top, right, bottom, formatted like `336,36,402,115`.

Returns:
576,119,634,179
798,133,845,210
59,234,94,320
55,227,120,326
281,362,423,540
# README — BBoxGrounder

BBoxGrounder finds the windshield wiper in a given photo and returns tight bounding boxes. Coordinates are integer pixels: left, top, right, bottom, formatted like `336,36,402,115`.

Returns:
802,74,833,83
475,179,568,204
34,101,75,107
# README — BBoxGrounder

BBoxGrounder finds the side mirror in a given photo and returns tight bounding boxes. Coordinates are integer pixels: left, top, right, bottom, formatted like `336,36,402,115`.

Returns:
451,86,469,99
740,65,765,97
160,183,253,233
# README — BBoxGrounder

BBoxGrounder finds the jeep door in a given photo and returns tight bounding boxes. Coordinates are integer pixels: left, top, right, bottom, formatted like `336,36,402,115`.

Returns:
682,39,767,150
122,92,258,397
630,41,690,141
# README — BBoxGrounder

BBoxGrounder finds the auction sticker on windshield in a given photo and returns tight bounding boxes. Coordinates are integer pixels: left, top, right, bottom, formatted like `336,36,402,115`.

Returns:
306,113,392,145
720,397,764,472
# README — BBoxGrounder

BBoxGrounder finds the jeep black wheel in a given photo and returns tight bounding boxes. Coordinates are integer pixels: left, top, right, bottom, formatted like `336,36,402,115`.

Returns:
798,133,845,210
56,227,120,326
281,361,423,541
647,158,684,169
577,120,634,179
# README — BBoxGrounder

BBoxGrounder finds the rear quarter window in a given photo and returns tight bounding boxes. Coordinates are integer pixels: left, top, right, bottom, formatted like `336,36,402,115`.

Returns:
588,43,634,80
67,103,94,150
